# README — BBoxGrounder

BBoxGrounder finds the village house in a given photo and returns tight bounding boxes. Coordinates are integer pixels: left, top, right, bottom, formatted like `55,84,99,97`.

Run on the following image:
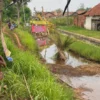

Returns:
84,3,100,31
73,10,87,27
74,3,100,31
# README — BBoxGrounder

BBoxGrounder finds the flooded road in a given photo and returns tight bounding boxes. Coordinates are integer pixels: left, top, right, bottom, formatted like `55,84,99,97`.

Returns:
59,75,100,100
41,44,88,67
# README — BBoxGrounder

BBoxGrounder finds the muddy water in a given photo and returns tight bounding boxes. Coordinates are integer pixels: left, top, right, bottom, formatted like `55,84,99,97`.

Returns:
59,75,100,100
41,44,88,67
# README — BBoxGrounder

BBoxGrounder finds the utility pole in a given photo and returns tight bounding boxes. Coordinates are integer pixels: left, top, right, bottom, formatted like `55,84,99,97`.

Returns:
67,5,69,25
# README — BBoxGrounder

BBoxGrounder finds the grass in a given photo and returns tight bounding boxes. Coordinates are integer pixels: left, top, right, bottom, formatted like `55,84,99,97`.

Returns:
50,17,74,26
59,26,100,39
69,41,100,62
0,30,73,100
60,34,100,62
15,26,39,55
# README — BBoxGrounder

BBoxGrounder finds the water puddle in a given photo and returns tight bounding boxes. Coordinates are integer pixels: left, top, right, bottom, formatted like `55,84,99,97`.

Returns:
41,44,88,67
59,75,100,100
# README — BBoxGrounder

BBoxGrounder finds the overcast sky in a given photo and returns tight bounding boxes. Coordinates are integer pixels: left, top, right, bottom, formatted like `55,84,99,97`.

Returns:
27,0,100,13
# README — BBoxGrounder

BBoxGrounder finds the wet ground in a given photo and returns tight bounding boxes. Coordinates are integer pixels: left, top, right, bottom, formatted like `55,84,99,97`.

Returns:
41,44,88,67
41,44,100,100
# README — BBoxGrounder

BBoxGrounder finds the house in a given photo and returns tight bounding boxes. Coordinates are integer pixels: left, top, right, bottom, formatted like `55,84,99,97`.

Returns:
44,11,57,18
84,3,100,30
73,10,87,27
64,12,74,17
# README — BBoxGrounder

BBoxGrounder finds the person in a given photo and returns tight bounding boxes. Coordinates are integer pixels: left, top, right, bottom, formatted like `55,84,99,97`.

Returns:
10,22,15,30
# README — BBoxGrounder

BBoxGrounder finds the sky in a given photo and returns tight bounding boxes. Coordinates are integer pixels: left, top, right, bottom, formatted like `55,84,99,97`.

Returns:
27,0,100,13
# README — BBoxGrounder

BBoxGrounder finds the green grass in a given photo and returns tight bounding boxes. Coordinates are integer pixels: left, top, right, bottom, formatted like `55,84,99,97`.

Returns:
0,31,73,100
15,27,39,55
59,26,100,39
69,41,100,62
50,17,73,26
59,34,100,62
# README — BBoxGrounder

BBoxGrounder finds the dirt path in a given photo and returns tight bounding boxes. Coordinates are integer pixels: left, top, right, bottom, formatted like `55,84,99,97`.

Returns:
58,29,100,46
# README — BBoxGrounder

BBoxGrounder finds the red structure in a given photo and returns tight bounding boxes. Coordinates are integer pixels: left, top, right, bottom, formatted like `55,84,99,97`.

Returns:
74,10,87,27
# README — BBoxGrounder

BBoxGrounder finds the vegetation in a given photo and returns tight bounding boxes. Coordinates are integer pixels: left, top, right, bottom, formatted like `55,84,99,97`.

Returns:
15,27,39,55
50,29,74,61
3,0,31,24
0,28,73,99
59,34,100,62
59,26,100,39
69,41,100,62
50,17,74,26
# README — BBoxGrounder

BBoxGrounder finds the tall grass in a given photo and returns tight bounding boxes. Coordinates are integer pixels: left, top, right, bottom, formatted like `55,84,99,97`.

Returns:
15,27,39,55
0,35,73,100
69,41,100,62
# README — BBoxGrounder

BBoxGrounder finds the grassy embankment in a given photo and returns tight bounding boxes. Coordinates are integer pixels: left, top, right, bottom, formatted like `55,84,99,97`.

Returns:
60,34,100,62
59,26,100,39
0,27,73,100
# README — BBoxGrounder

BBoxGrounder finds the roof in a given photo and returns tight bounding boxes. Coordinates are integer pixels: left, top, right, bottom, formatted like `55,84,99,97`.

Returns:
72,10,87,16
64,12,74,16
85,3,100,16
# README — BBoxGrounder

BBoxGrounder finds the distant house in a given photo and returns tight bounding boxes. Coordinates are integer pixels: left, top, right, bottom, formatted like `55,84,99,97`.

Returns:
73,10,87,27
44,11,57,18
64,12,74,17
84,3,100,30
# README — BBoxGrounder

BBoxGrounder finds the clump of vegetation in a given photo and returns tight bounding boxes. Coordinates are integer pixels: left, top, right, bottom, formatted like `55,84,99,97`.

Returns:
50,29,74,61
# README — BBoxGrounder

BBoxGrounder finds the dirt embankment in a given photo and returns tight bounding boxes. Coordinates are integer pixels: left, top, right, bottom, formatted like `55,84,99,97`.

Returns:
47,64,100,77
58,29,100,46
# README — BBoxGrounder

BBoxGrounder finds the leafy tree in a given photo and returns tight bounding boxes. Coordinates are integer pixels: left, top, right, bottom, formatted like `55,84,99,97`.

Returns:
77,3,85,11
3,0,31,24
20,6,31,23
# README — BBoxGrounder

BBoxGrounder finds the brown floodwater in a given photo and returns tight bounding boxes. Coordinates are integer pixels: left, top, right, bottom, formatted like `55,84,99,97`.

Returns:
59,75,100,100
41,44,88,67
41,44,100,100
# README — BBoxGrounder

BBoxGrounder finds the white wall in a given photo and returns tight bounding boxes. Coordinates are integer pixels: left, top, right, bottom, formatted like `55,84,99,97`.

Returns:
84,16,93,30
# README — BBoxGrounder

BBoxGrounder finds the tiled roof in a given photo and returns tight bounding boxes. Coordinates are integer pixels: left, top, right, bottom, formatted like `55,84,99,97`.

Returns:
85,3,100,16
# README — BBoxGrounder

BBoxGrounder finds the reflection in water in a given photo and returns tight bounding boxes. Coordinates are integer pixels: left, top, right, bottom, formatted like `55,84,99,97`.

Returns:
41,44,88,67
59,75,100,100
65,52,87,68
41,44,57,64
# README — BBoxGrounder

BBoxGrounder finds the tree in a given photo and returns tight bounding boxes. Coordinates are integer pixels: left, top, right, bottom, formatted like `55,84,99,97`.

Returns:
3,0,17,21
15,0,31,25
77,3,85,11
20,6,31,23
55,8,62,13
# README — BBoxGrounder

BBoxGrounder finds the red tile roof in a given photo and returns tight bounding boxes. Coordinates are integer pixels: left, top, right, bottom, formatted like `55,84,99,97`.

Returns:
85,3,100,16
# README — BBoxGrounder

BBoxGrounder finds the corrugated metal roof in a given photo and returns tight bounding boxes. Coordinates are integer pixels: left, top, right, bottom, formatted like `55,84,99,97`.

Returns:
85,3,100,16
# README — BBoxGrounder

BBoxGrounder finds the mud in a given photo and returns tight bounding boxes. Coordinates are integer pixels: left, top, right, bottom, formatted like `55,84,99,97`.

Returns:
48,64,100,77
